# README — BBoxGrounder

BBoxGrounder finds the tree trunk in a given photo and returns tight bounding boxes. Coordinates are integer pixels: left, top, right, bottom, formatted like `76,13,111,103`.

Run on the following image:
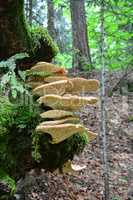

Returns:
0,0,31,60
29,0,33,25
0,0,58,65
47,0,57,41
70,0,92,70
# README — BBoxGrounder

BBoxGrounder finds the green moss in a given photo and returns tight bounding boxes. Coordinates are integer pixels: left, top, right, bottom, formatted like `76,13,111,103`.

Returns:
0,95,88,177
0,0,32,59
0,0,58,63
39,132,88,171
30,26,59,61
0,96,14,127
0,95,89,198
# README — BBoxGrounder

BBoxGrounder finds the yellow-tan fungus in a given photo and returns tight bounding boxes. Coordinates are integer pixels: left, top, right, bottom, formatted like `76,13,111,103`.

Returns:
36,123,86,144
40,110,75,119
38,94,98,110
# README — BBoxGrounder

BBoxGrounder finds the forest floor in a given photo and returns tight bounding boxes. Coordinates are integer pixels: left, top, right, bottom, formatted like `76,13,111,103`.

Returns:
19,70,133,200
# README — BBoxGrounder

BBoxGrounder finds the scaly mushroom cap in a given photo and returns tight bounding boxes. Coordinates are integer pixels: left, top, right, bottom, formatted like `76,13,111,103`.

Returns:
30,62,68,75
39,117,80,126
38,94,98,111
33,80,73,96
40,110,75,119
67,78,100,93
36,123,86,144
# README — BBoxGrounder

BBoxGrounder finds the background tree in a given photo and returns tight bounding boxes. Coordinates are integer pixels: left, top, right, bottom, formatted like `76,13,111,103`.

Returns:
29,0,33,25
70,0,92,70
47,0,57,41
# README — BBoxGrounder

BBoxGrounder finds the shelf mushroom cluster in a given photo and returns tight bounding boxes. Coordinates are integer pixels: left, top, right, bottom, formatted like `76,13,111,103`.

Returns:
27,61,99,172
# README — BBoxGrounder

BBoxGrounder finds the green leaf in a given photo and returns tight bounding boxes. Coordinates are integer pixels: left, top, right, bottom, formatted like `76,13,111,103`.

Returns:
0,168,16,195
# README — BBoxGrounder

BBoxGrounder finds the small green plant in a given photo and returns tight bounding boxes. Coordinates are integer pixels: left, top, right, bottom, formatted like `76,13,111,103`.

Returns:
54,53,72,68
30,26,59,58
0,53,29,98
0,169,16,195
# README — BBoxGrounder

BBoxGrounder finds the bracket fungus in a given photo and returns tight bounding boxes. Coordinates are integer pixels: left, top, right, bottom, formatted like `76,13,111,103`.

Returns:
39,117,79,125
40,110,75,119
38,94,98,110
33,80,73,96
26,61,99,173
68,77,99,93
28,75,68,83
30,62,68,76
61,160,87,174
36,123,87,144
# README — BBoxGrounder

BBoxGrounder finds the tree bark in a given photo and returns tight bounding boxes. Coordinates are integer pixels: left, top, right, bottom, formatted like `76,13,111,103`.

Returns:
29,0,33,25
47,0,57,41
0,0,31,60
70,0,92,70
0,0,58,65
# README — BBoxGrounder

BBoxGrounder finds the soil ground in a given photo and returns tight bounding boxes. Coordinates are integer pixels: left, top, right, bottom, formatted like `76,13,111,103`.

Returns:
17,70,133,200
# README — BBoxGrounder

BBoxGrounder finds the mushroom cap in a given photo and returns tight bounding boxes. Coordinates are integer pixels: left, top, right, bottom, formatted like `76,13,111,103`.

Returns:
38,94,98,111
67,78,100,93
39,117,80,126
30,62,68,75
33,80,73,96
36,123,86,144
44,76,68,83
62,160,86,173
30,77,100,96
27,75,68,83
40,110,75,119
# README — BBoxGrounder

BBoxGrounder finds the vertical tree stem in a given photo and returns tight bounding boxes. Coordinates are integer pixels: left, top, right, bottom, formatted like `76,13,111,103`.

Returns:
100,0,110,199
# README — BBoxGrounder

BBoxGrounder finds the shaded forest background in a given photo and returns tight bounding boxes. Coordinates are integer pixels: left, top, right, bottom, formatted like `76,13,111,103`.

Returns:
24,0,132,71
0,0,133,200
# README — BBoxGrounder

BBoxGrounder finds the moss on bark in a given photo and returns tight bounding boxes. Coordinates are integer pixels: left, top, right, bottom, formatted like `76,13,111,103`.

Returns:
0,0,58,64
0,95,88,178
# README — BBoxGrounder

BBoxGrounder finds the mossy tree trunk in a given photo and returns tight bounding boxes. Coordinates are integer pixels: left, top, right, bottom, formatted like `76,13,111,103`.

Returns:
0,0,32,60
0,0,58,65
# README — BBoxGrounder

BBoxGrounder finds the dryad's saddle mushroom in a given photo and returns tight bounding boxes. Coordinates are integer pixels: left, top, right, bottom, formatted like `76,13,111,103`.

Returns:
30,62,68,75
38,94,98,110
40,110,75,119
27,61,99,173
